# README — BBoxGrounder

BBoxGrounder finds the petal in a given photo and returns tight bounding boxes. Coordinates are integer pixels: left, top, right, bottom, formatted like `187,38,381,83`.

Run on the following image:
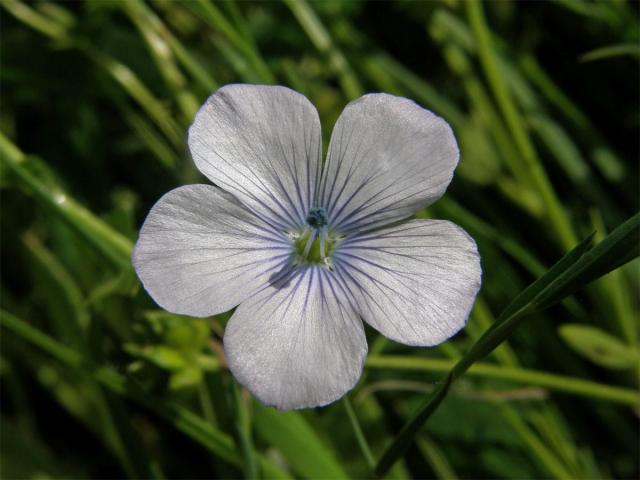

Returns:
188,84,322,230
320,94,459,233
333,219,481,346
132,185,291,317
224,266,367,410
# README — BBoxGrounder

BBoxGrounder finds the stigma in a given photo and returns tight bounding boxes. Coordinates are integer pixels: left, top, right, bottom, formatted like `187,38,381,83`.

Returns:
305,208,328,229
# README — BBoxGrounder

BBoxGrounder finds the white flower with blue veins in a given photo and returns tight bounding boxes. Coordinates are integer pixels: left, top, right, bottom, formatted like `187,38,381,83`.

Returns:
132,84,481,410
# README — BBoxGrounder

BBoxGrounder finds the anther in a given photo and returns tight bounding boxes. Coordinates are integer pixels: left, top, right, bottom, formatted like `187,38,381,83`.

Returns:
306,208,328,229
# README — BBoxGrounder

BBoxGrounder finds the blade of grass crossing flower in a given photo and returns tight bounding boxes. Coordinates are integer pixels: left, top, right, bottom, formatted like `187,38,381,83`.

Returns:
0,135,132,269
466,0,577,251
343,396,375,470
283,0,363,100
452,233,597,377
374,215,640,476
252,404,349,479
0,310,291,479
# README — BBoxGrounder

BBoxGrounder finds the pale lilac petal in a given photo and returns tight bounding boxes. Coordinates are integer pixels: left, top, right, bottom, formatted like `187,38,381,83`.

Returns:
334,219,481,346
320,94,459,233
132,185,290,317
188,84,322,230
224,267,367,410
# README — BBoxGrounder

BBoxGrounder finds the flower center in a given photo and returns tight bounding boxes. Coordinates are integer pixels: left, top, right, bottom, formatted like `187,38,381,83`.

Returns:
305,208,328,229
290,208,340,268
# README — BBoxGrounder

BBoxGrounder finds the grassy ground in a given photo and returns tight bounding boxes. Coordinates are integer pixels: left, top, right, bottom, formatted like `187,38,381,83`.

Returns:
1,1,638,478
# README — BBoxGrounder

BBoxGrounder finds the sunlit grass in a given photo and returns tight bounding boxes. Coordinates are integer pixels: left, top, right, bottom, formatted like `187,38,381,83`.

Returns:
1,1,638,478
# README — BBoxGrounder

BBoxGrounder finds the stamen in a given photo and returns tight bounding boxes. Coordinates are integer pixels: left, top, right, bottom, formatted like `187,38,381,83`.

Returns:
302,229,317,258
319,227,327,259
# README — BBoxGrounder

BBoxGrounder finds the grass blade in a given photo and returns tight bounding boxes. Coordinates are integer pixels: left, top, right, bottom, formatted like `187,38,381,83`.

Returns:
466,0,577,250
365,356,639,405
253,403,349,479
0,134,133,268
374,213,639,476
0,309,291,479
343,396,375,470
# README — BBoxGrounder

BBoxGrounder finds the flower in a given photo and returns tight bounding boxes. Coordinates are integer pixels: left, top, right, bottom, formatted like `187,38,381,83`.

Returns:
132,84,481,410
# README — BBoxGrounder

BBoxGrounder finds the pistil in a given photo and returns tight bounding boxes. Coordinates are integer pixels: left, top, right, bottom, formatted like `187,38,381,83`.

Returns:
291,208,340,267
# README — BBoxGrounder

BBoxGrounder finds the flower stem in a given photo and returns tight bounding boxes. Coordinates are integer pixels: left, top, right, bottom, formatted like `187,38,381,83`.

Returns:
342,396,375,470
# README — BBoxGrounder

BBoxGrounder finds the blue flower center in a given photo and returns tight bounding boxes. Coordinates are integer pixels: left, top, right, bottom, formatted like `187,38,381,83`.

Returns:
305,207,328,229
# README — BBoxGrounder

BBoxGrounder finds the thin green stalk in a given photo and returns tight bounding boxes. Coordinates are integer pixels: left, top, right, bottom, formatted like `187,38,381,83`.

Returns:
469,298,519,367
0,309,290,479
518,54,589,129
283,0,363,100
3,1,183,148
441,43,532,189
10,237,160,478
121,0,199,121
230,382,259,479
364,54,465,126
365,356,638,406
0,134,132,269
342,396,375,470
590,211,638,347
416,437,459,480
579,43,640,62
466,0,577,251
123,107,178,170
198,379,218,429
79,45,183,147
500,405,573,479
189,0,274,84
1,0,67,38
22,232,89,345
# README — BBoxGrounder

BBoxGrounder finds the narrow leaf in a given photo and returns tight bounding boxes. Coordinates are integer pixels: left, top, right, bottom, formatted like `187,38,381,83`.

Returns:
374,213,639,477
0,309,290,479
559,324,640,370
253,404,349,479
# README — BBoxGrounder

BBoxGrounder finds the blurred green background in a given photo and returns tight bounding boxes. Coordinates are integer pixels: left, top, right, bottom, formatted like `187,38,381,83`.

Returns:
1,0,639,479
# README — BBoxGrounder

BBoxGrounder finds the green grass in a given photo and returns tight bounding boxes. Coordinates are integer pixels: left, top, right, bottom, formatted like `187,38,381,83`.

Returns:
1,1,638,479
